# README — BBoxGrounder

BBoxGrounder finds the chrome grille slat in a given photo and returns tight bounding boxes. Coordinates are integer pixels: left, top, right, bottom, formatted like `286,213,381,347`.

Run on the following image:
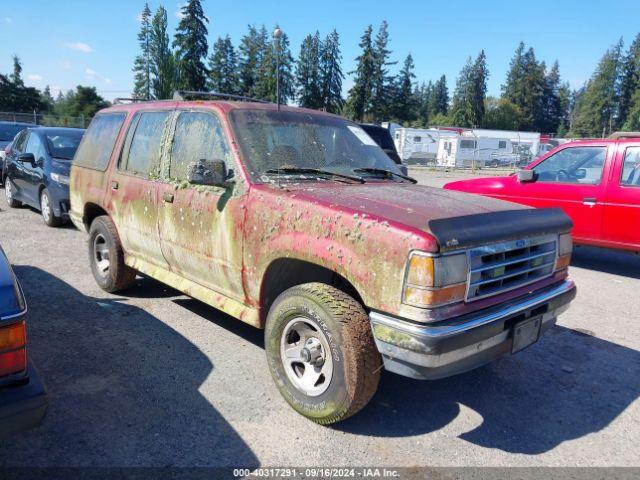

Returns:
466,234,558,302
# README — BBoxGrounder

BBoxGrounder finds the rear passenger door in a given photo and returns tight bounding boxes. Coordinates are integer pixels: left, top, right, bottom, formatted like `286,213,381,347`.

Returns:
21,132,47,205
603,144,640,249
107,110,173,269
158,109,246,301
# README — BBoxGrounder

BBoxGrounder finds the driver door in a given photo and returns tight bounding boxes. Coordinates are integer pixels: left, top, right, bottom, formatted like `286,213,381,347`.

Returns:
509,144,612,242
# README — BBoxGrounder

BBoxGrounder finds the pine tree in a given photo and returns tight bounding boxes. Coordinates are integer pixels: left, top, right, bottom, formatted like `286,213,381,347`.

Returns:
255,26,294,104
208,35,239,94
41,85,55,112
173,0,209,91
619,33,640,128
416,81,432,126
150,6,177,99
238,25,268,98
295,32,322,109
557,81,572,135
390,53,418,123
502,43,547,130
623,88,640,130
319,29,344,114
450,51,487,127
132,3,153,100
541,60,563,133
482,97,522,130
571,39,623,137
10,55,23,86
429,75,449,118
370,21,396,122
345,25,376,122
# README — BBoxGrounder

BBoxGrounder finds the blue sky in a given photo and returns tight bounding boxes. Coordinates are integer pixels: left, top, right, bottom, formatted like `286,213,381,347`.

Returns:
1,0,638,101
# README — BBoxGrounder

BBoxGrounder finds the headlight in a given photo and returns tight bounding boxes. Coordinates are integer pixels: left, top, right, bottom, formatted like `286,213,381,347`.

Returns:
51,172,70,185
403,252,468,308
555,233,573,270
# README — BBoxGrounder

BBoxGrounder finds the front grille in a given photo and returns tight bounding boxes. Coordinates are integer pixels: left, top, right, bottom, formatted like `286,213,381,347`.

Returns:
466,235,557,301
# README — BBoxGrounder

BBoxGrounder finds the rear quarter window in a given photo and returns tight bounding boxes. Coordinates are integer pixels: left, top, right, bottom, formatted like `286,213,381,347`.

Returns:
73,113,126,171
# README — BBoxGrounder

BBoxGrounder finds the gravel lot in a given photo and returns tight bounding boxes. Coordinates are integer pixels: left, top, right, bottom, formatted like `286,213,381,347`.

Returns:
0,170,638,469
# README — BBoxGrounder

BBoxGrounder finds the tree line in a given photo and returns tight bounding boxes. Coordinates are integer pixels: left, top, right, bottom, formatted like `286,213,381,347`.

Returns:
2,0,640,137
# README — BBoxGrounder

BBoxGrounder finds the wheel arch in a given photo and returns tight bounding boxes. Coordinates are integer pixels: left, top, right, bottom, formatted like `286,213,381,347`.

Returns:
259,257,366,327
83,202,109,231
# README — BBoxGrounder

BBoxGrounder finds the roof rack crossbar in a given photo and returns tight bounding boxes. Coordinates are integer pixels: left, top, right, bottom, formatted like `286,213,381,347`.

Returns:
113,97,147,105
172,90,270,104
609,131,640,139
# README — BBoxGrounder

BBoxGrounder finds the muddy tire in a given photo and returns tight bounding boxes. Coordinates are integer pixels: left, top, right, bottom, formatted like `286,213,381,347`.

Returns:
40,188,62,227
88,216,136,293
265,283,381,424
4,178,21,208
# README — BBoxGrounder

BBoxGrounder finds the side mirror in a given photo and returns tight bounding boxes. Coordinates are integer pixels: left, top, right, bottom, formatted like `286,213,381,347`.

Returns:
517,169,536,183
187,159,232,187
18,153,35,165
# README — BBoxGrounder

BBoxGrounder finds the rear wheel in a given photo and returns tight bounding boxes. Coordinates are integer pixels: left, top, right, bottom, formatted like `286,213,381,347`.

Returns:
40,188,62,227
88,216,136,292
265,283,381,424
4,178,21,208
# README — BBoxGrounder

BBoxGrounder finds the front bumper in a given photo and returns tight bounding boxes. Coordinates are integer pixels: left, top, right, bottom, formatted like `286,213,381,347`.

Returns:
370,279,576,380
0,361,48,437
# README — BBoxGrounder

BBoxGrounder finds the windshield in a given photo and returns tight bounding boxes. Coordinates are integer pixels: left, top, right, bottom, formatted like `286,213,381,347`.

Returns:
229,109,400,182
0,124,28,142
45,130,84,160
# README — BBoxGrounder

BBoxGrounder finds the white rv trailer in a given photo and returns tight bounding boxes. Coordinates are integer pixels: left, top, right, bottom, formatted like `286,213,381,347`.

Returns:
470,129,541,158
437,134,515,168
393,127,458,165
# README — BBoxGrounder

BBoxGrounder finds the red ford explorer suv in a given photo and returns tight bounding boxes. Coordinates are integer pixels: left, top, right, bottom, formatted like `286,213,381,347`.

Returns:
445,133,640,253
70,93,576,424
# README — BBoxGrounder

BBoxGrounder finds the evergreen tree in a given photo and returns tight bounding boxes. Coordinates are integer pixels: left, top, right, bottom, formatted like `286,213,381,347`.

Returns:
150,6,177,99
10,55,23,86
542,60,563,133
370,21,396,121
428,75,449,117
450,51,487,127
255,26,294,104
132,3,153,100
41,85,55,112
390,53,418,123
414,81,432,126
502,43,547,130
482,97,522,130
571,40,623,137
173,0,209,91
319,29,344,113
619,33,640,127
295,32,322,109
557,81,572,135
207,35,239,94
345,25,376,121
623,88,640,130
238,25,268,98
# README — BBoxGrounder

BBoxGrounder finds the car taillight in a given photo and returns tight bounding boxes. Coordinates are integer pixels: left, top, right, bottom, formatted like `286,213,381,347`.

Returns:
0,321,27,377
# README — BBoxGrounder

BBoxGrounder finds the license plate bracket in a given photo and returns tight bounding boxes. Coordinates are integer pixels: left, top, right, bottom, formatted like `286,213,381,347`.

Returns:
512,316,542,354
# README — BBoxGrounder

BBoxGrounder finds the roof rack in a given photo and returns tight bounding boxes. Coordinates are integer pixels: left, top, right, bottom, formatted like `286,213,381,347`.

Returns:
609,131,640,139
172,90,270,104
113,97,147,105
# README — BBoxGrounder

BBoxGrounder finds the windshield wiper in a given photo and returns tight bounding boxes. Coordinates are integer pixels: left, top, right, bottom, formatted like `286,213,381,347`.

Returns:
352,168,417,184
264,167,365,184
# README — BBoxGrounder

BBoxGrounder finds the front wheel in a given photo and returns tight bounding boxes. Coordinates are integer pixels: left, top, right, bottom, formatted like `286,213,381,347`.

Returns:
265,283,381,424
40,188,62,227
88,216,137,293
4,178,21,208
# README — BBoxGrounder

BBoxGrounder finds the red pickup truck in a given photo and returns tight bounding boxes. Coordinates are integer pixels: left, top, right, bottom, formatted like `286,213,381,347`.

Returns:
445,134,640,253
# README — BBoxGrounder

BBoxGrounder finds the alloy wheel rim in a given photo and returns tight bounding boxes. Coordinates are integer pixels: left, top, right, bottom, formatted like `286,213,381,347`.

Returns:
41,192,51,222
280,317,334,397
93,233,110,277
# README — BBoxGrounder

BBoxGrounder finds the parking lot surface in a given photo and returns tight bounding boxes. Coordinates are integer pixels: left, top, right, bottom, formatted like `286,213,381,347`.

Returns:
0,170,638,468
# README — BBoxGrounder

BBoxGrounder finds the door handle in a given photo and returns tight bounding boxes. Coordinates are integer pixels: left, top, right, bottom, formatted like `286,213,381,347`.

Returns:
163,193,174,203
583,197,597,206
110,181,119,190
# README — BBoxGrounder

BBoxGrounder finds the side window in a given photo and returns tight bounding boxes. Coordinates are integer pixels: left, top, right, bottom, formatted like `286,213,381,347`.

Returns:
533,146,607,184
460,139,476,149
621,146,640,187
12,131,28,153
24,133,47,163
498,140,507,149
121,111,171,176
169,111,233,180
74,113,126,170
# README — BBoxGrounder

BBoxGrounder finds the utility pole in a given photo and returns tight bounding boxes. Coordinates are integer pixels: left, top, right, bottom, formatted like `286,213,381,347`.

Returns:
273,27,282,110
